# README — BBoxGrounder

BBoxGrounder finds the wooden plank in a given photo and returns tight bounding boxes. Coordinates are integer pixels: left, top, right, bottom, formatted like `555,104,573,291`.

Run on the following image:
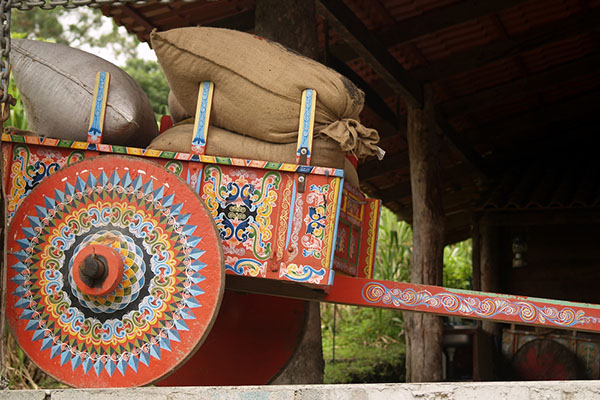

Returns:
114,4,156,42
317,0,423,107
435,111,494,178
466,87,600,151
377,0,528,48
411,8,600,82
318,0,492,178
360,150,409,180
325,275,600,333
440,54,600,118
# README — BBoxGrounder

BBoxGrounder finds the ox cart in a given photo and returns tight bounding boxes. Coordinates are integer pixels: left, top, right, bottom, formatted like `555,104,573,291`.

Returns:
2,4,600,389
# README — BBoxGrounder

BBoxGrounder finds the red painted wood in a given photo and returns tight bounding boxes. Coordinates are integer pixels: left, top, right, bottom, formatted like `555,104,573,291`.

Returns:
325,275,600,333
157,291,306,386
5,156,225,387
512,339,581,380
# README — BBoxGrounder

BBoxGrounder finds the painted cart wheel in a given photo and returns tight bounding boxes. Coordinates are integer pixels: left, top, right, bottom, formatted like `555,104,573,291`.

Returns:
6,156,224,387
157,291,307,386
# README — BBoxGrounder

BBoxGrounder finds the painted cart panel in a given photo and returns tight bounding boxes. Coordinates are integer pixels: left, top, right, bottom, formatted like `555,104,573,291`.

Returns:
2,135,381,288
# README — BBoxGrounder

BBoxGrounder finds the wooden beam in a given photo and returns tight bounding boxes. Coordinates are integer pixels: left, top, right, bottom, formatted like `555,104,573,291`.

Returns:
360,150,409,181
317,0,423,107
411,8,600,82
480,210,600,226
254,0,324,384
328,53,400,128
435,112,495,178
466,87,600,151
203,9,255,31
318,0,492,178
377,0,528,48
103,5,155,43
440,54,600,118
379,164,482,208
486,118,599,170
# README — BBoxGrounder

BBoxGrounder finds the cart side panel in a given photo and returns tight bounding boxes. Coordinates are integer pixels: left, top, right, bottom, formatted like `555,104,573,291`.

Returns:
3,143,92,223
333,183,381,279
198,163,341,285
277,171,341,285
199,163,284,278
2,139,342,287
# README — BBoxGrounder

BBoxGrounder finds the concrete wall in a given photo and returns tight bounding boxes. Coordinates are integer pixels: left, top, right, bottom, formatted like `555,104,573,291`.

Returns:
2,381,600,400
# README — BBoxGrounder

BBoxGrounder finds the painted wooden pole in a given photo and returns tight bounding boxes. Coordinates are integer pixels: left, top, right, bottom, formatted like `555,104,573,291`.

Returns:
405,85,445,382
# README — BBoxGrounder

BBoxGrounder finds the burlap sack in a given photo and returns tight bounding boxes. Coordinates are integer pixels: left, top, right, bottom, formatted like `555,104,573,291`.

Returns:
343,158,360,188
168,90,191,122
11,39,158,147
148,123,346,169
151,28,381,159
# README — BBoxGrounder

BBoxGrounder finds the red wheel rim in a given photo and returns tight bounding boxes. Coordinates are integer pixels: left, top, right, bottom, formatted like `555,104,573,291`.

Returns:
6,156,224,387
157,291,307,386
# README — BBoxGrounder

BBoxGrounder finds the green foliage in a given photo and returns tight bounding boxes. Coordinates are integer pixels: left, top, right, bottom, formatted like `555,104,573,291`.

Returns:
123,58,169,116
11,8,66,42
322,209,410,383
323,208,473,383
2,329,66,389
66,9,139,60
375,208,412,282
12,8,139,58
444,239,472,289
4,79,28,131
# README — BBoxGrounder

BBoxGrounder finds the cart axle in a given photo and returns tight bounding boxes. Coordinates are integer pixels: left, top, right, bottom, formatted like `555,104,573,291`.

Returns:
72,244,124,296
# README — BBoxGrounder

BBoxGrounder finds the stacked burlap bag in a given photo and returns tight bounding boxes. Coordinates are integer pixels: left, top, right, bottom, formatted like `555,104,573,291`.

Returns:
150,27,381,163
148,122,359,187
10,39,158,147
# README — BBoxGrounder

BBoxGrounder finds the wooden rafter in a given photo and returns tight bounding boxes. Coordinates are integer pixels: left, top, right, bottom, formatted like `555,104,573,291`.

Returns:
317,0,424,108
360,151,409,181
440,53,600,118
119,5,155,42
377,0,529,48
411,8,600,82
327,54,399,128
318,0,493,179
466,87,600,151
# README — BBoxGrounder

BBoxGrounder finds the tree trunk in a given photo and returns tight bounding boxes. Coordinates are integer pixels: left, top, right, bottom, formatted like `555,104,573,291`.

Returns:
255,0,319,60
254,0,324,384
404,86,445,382
271,301,324,384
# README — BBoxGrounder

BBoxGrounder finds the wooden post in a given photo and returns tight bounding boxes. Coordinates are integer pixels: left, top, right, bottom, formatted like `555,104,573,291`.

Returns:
480,222,501,337
254,0,324,384
404,85,445,382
